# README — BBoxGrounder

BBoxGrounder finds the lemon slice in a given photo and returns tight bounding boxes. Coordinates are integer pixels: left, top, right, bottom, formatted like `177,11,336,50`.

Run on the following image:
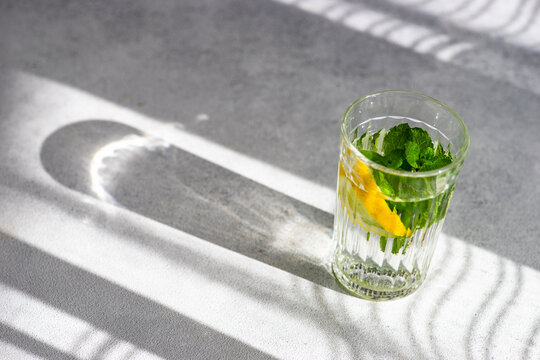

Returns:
338,157,411,238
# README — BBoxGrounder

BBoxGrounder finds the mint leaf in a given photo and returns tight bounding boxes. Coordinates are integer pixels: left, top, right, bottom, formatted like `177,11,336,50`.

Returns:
384,149,404,169
355,123,456,254
422,155,452,170
356,129,384,151
382,123,411,155
380,236,388,252
374,171,396,198
357,124,454,173
357,130,366,148
411,127,433,151
420,147,434,160
374,129,386,153
392,237,406,254
361,149,403,170
371,129,383,151
360,150,385,164
434,141,444,157
405,141,420,168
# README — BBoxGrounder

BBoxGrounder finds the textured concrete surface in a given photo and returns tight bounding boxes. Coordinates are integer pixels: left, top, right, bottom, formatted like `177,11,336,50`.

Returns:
0,0,539,359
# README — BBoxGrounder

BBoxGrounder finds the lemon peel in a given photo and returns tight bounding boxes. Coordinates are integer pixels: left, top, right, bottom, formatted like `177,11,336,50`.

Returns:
338,157,412,238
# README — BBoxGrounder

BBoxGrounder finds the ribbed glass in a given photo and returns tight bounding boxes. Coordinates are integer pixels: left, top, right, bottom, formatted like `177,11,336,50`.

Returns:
332,91,469,300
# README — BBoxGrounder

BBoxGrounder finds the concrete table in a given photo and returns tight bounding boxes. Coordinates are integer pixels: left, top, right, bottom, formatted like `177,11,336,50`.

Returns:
0,0,538,359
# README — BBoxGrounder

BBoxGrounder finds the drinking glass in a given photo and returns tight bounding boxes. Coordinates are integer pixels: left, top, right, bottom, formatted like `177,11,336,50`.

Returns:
332,90,469,300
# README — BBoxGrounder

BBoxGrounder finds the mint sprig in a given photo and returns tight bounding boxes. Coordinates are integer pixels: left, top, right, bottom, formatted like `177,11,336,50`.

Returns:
356,123,452,172
352,123,454,254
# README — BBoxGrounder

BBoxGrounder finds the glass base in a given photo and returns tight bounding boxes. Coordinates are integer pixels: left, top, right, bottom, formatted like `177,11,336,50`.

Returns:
332,254,424,301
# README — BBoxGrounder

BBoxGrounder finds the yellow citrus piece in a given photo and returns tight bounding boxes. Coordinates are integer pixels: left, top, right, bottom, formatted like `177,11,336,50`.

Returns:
338,166,389,236
338,156,411,238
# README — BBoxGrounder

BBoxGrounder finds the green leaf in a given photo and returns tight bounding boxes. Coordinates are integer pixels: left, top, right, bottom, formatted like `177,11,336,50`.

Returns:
392,237,406,254
361,149,403,170
355,123,456,255
446,149,453,161
399,159,413,171
420,147,434,160
421,155,452,170
356,130,366,149
411,127,433,151
374,129,386,153
380,236,388,252
360,150,385,164
364,130,376,151
370,129,383,151
383,123,412,155
405,141,420,168
374,170,396,198
355,129,384,151
383,149,404,169
434,141,444,157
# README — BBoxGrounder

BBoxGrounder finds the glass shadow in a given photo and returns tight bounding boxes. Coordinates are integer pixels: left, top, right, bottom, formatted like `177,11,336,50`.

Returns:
40,120,340,292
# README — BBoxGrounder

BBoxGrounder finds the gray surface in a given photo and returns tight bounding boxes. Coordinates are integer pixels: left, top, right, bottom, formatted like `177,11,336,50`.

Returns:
0,0,539,359
0,237,274,360
2,0,538,268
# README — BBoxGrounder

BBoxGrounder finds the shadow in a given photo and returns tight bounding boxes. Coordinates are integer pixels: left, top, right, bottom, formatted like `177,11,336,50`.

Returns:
506,0,540,37
406,0,438,8
406,237,454,359
523,317,540,360
364,16,399,34
437,0,472,17
485,265,524,360
40,119,341,293
421,0,540,42
0,1,537,358
328,3,477,61
0,171,428,360
489,0,528,33
36,119,534,359
428,244,472,359
308,283,417,359
359,0,539,55
461,0,497,22
409,32,451,53
0,233,276,360
35,118,538,358
0,323,78,360
0,166,324,318
0,165,435,359
464,256,504,360
377,19,406,38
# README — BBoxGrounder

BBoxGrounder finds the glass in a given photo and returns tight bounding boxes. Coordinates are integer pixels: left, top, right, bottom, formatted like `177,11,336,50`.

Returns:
332,90,469,300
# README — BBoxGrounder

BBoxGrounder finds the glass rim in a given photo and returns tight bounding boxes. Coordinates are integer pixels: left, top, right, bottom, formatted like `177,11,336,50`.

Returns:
341,90,470,178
